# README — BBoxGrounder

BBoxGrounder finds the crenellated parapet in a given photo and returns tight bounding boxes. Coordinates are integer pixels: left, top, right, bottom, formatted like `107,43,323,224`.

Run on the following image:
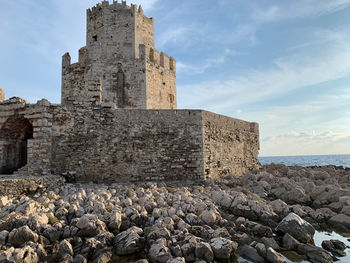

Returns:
139,45,176,74
87,1,151,19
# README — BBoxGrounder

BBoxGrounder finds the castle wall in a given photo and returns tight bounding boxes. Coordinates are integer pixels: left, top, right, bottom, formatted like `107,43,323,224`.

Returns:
202,111,260,178
140,46,177,109
50,108,205,182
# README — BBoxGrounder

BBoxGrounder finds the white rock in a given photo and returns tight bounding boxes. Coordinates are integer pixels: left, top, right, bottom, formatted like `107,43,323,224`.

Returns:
200,210,217,226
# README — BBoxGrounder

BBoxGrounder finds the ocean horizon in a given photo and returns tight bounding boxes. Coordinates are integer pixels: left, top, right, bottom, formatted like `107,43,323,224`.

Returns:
259,154,350,168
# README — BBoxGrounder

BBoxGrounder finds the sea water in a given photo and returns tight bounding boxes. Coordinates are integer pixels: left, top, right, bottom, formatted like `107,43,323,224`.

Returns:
259,154,350,168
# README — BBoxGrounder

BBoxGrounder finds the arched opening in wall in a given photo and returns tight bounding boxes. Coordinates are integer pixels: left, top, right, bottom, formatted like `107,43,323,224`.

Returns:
0,116,33,174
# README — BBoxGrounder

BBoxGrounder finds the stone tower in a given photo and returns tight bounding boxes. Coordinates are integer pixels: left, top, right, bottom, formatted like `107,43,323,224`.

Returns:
61,0,176,109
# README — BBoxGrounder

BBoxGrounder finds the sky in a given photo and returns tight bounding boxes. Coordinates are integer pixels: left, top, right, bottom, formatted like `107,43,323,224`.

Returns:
1,0,350,157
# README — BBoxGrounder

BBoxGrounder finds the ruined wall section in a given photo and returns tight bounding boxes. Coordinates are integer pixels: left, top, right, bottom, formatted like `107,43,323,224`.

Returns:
50,108,204,182
0,98,54,176
202,111,260,178
140,46,177,109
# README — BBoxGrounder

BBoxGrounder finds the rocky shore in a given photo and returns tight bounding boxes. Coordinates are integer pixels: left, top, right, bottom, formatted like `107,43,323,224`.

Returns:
0,164,350,263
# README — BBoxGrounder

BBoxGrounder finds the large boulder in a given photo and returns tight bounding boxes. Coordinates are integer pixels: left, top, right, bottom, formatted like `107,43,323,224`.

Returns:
8,225,39,247
276,213,315,243
76,214,107,237
209,237,237,260
237,245,264,263
113,226,144,256
148,238,172,263
200,210,217,226
329,214,350,233
195,242,214,262
297,244,333,263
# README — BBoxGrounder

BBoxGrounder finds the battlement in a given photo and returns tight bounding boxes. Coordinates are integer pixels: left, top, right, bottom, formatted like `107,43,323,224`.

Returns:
139,45,176,73
87,0,152,22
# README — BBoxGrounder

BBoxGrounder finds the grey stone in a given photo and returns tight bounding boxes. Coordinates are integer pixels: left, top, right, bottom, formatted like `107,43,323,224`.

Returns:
8,225,39,247
58,239,74,260
113,226,144,256
195,242,214,262
148,238,172,263
282,233,300,250
76,214,107,237
297,244,333,263
238,245,264,263
329,214,350,232
0,230,9,245
266,247,286,263
73,254,87,263
210,237,237,260
261,237,280,251
276,212,315,243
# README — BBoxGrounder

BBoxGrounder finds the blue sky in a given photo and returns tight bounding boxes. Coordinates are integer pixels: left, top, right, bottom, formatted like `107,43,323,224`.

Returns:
1,0,350,156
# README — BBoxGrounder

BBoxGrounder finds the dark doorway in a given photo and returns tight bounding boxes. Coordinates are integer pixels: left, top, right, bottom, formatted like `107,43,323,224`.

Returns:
0,116,33,174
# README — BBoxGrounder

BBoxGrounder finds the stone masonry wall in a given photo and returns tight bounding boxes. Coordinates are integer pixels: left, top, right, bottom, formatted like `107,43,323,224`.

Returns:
202,111,260,179
50,108,204,182
142,46,176,109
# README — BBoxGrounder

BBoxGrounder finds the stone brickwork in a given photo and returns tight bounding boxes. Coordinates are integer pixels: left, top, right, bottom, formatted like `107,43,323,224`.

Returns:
202,111,260,179
0,1,260,182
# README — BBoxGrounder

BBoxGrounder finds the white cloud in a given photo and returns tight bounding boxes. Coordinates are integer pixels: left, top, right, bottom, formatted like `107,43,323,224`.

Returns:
252,0,350,22
261,130,350,156
179,28,350,113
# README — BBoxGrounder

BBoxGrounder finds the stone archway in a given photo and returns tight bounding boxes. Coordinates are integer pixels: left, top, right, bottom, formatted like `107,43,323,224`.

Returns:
0,116,33,174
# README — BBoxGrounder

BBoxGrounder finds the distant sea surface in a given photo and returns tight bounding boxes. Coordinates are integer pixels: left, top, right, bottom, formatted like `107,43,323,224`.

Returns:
259,154,350,168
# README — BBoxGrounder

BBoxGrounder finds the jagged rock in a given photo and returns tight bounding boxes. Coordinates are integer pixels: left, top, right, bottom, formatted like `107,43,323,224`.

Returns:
79,238,104,260
0,230,9,245
148,227,171,241
297,244,333,263
29,214,49,229
266,247,286,263
76,214,107,237
113,226,144,255
255,242,266,257
106,211,122,231
8,225,39,247
43,226,62,242
210,237,237,260
134,260,149,263
26,242,47,262
322,240,347,257
170,244,182,258
58,239,74,260
181,235,200,262
195,242,214,262
282,233,300,250
261,237,280,251
148,238,172,263
167,258,185,263
238,245,264,263
92,249,113,263
276,213,315,243
0,246,39,263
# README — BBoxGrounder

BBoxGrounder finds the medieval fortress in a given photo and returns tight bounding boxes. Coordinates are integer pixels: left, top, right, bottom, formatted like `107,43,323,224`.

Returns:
0,1,259,183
